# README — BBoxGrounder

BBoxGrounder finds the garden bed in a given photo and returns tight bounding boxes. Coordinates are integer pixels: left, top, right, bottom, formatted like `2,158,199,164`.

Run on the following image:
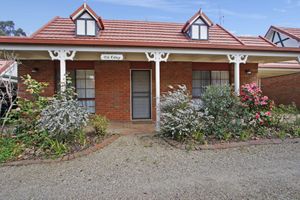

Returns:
159,84,300,147
0,75,111,164
1,133,120,167
0,126,114,165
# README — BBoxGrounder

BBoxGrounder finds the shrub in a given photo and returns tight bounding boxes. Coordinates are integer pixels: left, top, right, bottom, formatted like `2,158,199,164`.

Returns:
240,82,274,127
201,84,246,140
90,115,109,136
160,85,204,141
9,75,49,136
38,78,89,142
273,103,299,115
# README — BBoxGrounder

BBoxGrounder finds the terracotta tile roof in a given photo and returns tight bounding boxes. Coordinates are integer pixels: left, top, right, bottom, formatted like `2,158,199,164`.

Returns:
1,7,300,53
238,36,276,47
31,17,244,46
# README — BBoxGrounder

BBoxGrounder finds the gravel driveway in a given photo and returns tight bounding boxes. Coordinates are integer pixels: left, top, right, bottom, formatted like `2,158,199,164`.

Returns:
0,135,299,200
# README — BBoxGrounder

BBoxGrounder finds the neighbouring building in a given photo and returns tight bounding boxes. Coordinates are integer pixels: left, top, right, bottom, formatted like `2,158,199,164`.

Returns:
261,26,300,107
0,3,299,129
0,60,18,82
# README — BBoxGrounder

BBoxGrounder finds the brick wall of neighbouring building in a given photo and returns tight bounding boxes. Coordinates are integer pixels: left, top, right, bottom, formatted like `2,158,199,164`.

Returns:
261,73,300,107
18,60,258,121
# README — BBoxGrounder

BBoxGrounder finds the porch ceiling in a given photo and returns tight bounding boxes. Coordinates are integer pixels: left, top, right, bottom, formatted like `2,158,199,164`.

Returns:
258,68,300,78
11,51,299,64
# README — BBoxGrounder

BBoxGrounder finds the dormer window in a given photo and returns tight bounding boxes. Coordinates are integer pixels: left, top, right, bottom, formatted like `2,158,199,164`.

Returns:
182,9,213,41
70,3,105,37
189,19,208,40
76,12,97,36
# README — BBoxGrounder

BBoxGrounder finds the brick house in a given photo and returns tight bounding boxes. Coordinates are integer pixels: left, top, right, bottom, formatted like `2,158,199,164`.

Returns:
0,4,300,130
260,26,300,107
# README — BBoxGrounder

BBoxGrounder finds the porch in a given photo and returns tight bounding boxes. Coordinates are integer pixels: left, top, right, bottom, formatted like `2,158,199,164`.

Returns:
2,46,300,130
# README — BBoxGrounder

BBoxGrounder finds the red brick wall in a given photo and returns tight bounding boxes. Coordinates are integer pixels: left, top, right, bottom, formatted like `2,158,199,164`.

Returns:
229,63,258,85
95,61,131,121
261,73,300,107
161,62,193,92
18,60,57,98
18,60,259,121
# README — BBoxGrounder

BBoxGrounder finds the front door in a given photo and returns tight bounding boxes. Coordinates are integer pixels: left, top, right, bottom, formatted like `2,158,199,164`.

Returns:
131,70,151,120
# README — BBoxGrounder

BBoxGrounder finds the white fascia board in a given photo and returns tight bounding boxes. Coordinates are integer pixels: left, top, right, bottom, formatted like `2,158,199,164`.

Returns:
72,8,98,22
0,44,299,58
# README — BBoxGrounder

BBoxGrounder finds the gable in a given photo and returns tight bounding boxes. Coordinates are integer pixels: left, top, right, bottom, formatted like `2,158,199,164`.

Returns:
182,10,213,40
70,3,104,30
265,27,300,48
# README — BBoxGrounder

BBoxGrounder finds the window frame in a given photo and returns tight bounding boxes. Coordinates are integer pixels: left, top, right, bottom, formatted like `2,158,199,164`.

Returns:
188,20,209,41
192,70,230,98
75,12,98,37
69,69,96,113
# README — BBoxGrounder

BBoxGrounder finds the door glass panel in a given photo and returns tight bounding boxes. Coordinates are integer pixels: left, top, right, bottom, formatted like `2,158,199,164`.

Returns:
132,70,151,119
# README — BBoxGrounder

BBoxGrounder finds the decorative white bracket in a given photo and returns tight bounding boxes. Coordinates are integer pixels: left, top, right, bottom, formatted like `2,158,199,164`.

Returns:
227,54,248,64
227,54,248,96
48,50,76,91
145,52,170,62
48,50,76,61
145,52,170,132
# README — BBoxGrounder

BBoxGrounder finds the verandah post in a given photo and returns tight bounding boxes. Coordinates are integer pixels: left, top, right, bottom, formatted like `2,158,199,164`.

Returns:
227,54,248,95
145,52,170,132
155,59,161,131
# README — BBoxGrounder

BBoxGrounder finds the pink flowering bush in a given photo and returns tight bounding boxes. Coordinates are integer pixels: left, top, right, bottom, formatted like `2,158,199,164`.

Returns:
240,82,274,126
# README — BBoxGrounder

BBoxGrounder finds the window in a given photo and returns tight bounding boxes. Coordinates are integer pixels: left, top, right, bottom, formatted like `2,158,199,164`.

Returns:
76,12,97,36
189,18,208,40
192,71,229,98
69,70,95,113
191,25,200,39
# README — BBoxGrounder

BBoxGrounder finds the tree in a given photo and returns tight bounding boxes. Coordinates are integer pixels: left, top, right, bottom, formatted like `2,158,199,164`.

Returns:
0,51,19,135
0,21,26,36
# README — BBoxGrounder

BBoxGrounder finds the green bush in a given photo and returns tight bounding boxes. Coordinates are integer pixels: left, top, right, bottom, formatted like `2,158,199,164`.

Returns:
273,103,299,115
9,75,49,136
90,115,109,136
201,84,246,140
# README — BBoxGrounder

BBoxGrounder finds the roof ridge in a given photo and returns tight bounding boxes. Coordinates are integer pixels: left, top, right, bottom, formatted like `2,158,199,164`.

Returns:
216,24,245,45
31,16,60,38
